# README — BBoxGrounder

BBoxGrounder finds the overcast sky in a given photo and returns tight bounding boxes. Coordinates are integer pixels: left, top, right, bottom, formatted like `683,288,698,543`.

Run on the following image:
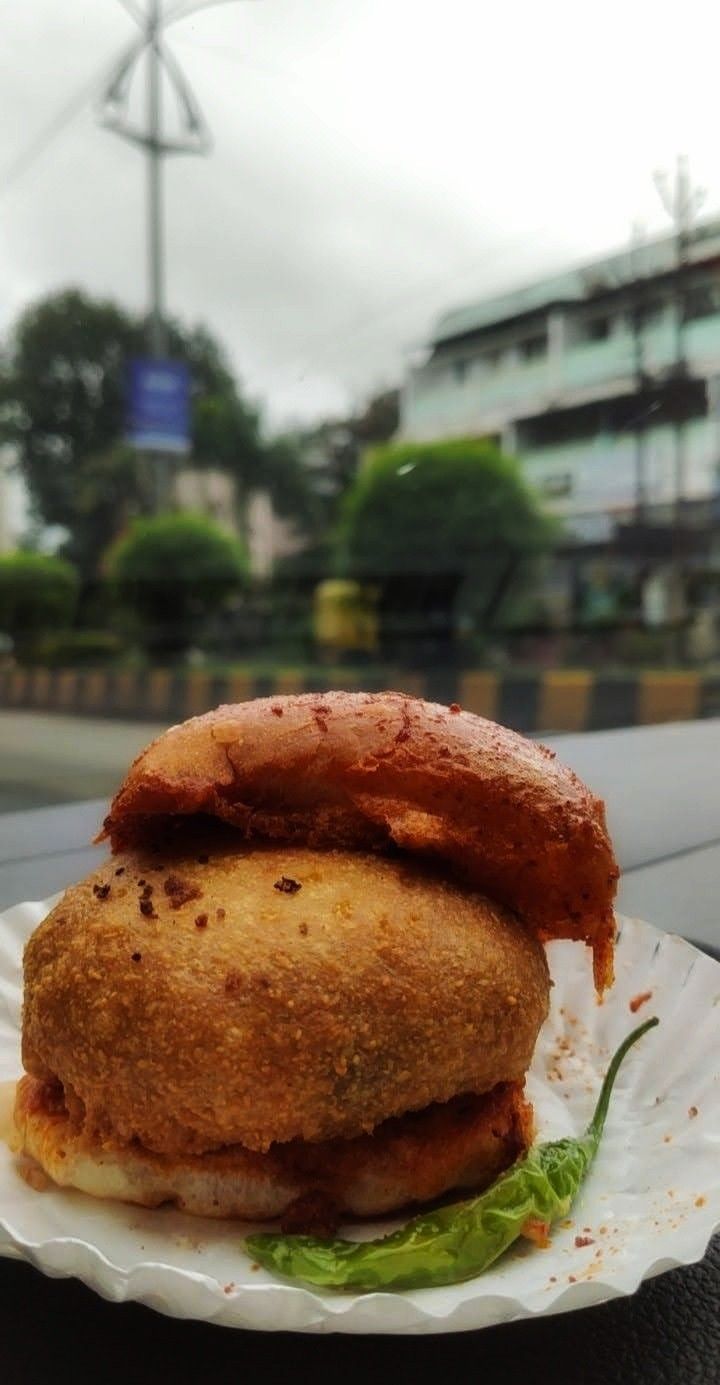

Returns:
1,0,720,429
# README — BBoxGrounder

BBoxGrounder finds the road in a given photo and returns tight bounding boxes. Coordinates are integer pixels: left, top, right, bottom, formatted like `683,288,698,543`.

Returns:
0,711,169,812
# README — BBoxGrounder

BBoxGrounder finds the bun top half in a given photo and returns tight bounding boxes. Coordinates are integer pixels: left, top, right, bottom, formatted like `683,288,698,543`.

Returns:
103,691,617,989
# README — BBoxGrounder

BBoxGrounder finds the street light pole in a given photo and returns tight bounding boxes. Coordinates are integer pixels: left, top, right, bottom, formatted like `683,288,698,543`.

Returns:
653,157,706,656
628,223,647,523
147,0,167,359
100,1,215,510
101,1,213,353
654,156,705,522
145,0,171,509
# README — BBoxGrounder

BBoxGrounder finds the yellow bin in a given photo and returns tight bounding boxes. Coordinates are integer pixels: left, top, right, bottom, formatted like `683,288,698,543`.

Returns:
313,581,378,656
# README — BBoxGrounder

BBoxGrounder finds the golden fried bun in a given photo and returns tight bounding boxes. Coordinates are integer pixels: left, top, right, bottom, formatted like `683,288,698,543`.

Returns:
14,1076,531,1223
102,692,617,989
22,844,549,1156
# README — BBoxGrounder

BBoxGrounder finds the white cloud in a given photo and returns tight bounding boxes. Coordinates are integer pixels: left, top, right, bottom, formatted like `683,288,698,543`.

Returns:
1,0,718,425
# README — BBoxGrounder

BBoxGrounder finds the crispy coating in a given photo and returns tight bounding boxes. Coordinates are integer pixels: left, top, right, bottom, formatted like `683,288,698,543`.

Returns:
102,693,617,989
13,1075,531,1222
22,845,549,1156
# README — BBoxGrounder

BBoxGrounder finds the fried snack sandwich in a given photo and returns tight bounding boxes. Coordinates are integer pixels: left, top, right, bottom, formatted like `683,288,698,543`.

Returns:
15,693,618,1228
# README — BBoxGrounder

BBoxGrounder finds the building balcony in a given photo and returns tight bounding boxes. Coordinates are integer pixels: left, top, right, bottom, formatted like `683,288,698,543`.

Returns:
403,316,720,441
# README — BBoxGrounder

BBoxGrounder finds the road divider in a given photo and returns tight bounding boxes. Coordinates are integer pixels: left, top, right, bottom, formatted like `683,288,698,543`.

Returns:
0,665,712,732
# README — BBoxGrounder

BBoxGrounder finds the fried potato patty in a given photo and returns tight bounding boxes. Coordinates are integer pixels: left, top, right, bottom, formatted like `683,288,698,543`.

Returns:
14,1075,532,1222
22,844,549,1156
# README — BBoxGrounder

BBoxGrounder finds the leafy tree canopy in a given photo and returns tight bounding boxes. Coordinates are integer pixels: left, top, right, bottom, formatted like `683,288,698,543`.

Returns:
337,438,555,651
0,551,79,648
0,289,312,575
339,437,553,578
297,388,400,527
107,511,248,654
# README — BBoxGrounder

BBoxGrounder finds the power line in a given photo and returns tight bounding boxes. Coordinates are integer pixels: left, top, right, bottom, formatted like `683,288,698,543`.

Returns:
0,8,503,385
173,33,557,378
247,234,559,386
0,1,242,202
0,65,109,201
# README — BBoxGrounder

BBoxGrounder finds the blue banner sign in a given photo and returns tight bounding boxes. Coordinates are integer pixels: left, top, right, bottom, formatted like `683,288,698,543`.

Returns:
126,357,191,454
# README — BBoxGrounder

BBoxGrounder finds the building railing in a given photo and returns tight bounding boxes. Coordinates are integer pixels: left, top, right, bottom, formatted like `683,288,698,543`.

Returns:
403,315,720,438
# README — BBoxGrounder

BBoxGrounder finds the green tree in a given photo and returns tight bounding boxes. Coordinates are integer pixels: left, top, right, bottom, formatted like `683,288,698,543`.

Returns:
107,512,248,655
0,552,79,652
0,288,308,576
298,388,400,529
353,388,400,446
193,392,262,477
337,438,554,657
0,291,142,541
261,435,323,530
194,397,319,536
62,443,158,573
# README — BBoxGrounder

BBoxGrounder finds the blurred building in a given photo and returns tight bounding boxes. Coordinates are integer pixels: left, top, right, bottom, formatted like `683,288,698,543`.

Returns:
174,466,239,532
0,448,29,553
299,422,358,513
174,467,303,579
245,489,305,580
298,391,401,515
401,222,720,545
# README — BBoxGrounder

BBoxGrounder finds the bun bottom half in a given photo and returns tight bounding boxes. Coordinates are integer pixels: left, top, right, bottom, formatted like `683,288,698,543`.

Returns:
14,1075,532,1226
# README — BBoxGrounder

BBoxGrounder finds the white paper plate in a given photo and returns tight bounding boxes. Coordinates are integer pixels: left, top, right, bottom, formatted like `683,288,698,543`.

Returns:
0,897,718,1334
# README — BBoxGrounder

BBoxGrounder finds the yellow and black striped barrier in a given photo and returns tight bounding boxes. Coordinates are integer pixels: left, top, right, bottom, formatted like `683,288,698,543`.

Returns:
1,665,718,733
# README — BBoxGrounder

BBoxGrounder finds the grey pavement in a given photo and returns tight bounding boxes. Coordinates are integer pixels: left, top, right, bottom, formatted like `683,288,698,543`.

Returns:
0,711,169,812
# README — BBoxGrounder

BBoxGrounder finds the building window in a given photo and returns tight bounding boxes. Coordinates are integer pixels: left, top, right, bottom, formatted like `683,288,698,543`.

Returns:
684,281,720,322
586,314,611,341
636,298,666,328
519,332,547,361
538,473,572,498
573,312,612,343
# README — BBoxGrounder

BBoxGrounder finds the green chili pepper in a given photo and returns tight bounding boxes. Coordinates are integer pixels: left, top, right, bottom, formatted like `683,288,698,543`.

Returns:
245,1016,658,1292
